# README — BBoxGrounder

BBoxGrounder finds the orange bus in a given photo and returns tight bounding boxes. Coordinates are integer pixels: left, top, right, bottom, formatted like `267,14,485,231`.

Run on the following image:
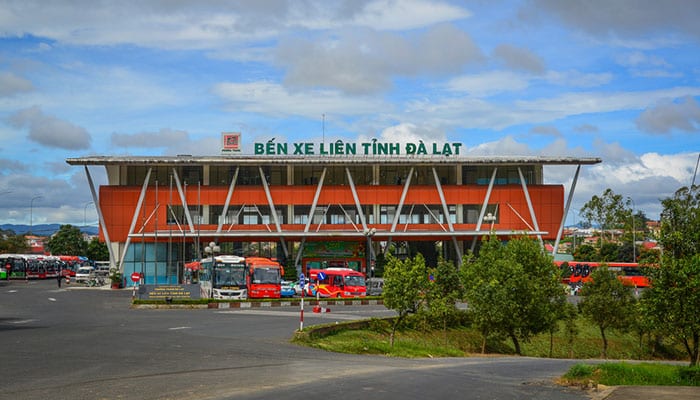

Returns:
555,261,650,289
308,267,366,298
245,257,284,299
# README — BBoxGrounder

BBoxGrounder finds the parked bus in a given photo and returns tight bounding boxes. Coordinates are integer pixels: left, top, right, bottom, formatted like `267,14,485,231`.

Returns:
245,257,284,299
0,254,25,279
199,255,248,300
555,261,650,289
198,255,284,300
308,267,366,298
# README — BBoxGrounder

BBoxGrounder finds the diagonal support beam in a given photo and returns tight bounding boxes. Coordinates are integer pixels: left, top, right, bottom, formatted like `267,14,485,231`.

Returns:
433,167,462,263
84,166,117,270
217,167,239,234
119,168,152,270
471,167,498,252
259,167,288,258
518,167,543,248
552,165,581,256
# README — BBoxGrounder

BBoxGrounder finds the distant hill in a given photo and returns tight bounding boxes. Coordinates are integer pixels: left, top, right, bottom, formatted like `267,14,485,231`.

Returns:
0,224,99,236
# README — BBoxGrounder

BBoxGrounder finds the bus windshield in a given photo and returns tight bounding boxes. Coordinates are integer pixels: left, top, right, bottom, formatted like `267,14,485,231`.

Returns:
251,267,280,284
344,275,366,287
214,262,246,287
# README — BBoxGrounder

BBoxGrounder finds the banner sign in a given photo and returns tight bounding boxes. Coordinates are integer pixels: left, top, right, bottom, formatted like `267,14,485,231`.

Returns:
254,139,463,156
137,284,201,300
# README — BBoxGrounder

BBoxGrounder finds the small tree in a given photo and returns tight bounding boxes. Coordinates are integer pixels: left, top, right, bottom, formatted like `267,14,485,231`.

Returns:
580,188,630,245
578,265,636,358
383,253,428,347
425,256,464,343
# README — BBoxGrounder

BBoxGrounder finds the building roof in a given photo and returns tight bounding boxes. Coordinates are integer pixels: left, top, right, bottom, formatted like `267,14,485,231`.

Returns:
66,154,602,166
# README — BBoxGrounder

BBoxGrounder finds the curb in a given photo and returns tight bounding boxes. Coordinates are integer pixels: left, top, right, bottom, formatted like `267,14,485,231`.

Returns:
132,298,384,309
206,298,384,309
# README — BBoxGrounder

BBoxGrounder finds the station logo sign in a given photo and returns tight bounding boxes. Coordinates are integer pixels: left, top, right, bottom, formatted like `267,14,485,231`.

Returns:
221,132,241,154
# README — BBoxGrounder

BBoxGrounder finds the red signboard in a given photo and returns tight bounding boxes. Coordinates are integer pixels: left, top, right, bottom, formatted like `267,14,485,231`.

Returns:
130,272,142,283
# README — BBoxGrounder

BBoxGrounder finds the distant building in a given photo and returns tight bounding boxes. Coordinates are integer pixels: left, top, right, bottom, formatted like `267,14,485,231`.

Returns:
25,235,46,254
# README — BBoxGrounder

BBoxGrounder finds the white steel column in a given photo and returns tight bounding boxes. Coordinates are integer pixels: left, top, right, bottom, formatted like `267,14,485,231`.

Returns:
432,167,462,262
471,168,498,252
119,168,152,270
216,167,239,233
294,168,327,268
386,167,414,252
345,167,368,231
172,169,196,233
258,167,288,258
552,165,581,256
84,166,117,270
518,167,543,248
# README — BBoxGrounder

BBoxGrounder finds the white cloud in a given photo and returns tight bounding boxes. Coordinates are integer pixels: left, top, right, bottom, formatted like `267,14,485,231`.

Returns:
360,122,445,144
352,0,471,31
212,81,387,119
636,96,700,134
0,1,471,50
492,44,545,74
529,0,700,41
276,24,483,94
445,71,529,96
7,106,91,150
0,71,34,96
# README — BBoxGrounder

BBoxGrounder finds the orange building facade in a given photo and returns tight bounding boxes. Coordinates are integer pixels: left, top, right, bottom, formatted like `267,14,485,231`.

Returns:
67,143,600,285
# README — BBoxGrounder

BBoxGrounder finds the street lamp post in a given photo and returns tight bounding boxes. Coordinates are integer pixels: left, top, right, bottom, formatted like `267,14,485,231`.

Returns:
484,212,497,231
29,196,42,235
365,228,376,278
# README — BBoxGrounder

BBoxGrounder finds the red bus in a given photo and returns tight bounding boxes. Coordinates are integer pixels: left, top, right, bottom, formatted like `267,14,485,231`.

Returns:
308,267,367,298
555,261,650,289
245,257,284,299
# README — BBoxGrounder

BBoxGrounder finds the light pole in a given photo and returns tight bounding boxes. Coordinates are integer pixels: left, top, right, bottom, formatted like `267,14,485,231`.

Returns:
365,228,376,277
84,201,94,231
29,195,42,235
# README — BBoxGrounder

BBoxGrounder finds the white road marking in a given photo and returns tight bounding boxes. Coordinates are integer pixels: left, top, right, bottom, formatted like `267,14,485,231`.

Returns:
12,319,36,324
169,326,191,330
48,297,56,301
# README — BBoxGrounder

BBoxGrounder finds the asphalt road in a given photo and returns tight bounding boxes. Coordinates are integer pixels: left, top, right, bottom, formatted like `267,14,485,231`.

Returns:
0,279,590,400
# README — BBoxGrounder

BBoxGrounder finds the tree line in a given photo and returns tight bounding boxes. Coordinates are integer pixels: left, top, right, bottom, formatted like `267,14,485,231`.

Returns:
382,185,700,367
0,224,109,261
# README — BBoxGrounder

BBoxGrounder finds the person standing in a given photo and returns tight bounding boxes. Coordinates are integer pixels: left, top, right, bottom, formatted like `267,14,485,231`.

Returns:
57,270,62,288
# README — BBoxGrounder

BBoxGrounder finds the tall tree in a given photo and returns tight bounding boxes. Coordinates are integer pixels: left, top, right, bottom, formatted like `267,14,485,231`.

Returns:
46,225,87,255
580,188,630,244
462,235,565,355
383,253,428,347
579,265,636,358
642,185,700,366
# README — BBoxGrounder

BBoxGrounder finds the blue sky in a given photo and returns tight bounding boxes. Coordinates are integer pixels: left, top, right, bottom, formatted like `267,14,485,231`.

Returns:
1,0,699,230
